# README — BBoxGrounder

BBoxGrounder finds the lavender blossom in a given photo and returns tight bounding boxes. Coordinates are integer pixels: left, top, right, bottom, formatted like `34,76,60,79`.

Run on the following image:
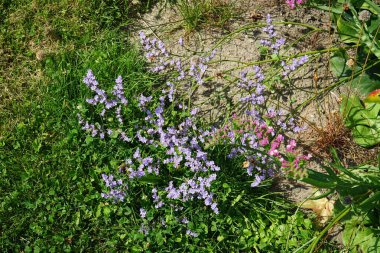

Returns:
259,14,286,54
139,223,149,235
186,230,198,237
101,174,127,202
281,55,309,76
140,208,147,218
112,76,128,105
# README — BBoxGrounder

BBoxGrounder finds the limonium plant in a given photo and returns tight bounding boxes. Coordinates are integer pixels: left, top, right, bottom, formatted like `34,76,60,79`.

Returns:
77,14,311,237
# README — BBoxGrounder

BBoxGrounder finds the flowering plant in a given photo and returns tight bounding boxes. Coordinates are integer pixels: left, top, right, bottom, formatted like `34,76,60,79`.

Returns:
77,14,312,240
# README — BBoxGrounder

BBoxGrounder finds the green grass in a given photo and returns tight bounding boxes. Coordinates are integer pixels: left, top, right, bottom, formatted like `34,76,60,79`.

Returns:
0,0,339,252
176,0,239,32
0,0,158,250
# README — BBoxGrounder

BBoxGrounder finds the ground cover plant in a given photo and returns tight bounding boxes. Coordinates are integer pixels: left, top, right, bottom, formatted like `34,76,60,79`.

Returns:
1,0,379,252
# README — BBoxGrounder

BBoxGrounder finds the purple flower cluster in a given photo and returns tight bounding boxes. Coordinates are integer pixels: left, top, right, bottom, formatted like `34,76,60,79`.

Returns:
188,51,216,85
260,15,286,54
79,58,221,217
139,31,216,85
78,114,105,138
78,22,314,238
151,188,164,208
259,14,308,79
136,84,219,175
100,174,127,202
186,229,199,237
165,174,219,213
139,223,150,235
211,42,310,186
132,81,220,213
139,31,169,73
79,70,132,141
215,115,277,187
120,148,159,179
281,55,309,76
83,70,127,110
238,66,266,118
140,208,147,218
214,113,311,186
265,108,307,134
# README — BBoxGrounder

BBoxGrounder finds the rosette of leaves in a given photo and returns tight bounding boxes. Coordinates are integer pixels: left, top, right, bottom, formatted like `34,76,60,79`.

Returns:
311,0,380,54
301,149,380,253
334,0,380,55
340,94,380,147
330,48,380,94
314,0,380,94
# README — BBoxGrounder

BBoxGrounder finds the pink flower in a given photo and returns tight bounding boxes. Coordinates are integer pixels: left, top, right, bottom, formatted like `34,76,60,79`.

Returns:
286,0,306,9
259,137,269,146
286,139,297,152
286,0,295,9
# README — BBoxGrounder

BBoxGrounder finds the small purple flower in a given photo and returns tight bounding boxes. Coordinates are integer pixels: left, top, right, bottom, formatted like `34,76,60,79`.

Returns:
139,223,149,235
101,174,127,202
211,202,219,214
181,217,189,224
140,208,147,218
138,94,152,108
120,131,131,142
259,14,285,54
186,230,198,237
282,55,309,76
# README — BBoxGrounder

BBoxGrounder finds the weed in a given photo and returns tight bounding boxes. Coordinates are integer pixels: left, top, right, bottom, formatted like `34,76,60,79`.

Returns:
176,0,239,31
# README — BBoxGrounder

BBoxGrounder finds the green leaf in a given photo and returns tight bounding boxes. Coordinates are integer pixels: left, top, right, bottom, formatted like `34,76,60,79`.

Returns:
330,49,353,78
341,95,380,147
156,232,164,246
103,206,111,217
367,16,380,34
359,191,380,212
342,219,380,253
217,235,224,242
85,136,93,144
310,3,343,14
359,22,380,59
301,170,337,188
231,191,245,206
310,189,335,200
137,174,161,184
330,50,380,94
75,211,81,226
336,12,360,43
364,0,380,15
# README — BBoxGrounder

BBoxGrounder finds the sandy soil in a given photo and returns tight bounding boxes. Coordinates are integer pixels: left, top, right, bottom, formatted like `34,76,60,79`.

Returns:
135,0,346,123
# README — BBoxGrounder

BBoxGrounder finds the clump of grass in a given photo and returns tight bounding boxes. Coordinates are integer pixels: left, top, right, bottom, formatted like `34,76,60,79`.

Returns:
176,0,239,31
